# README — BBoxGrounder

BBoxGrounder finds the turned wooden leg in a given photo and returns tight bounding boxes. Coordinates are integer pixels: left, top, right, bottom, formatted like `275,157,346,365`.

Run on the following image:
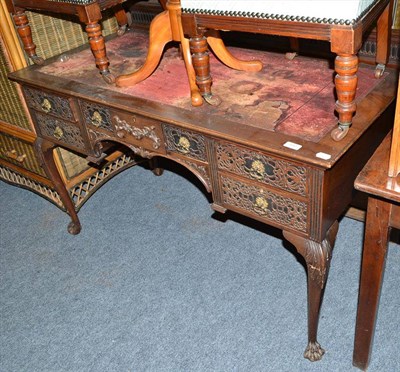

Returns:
149,157,164,176
115,11,172,87
190,34,221,106
178,37,203,106
353,197,391,371
12,11,44,65
34,138,81,235
85,21,114,84
331,54,358,141
286,37,300,60
113,4,129,36
206,30,263,72
283,221,339,361
374,1,394,78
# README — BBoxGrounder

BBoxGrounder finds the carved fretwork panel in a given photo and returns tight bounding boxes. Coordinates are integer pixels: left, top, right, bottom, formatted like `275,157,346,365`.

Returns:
163,125,207,162
220,175,308,232
35,112,86,150
216,143,307,196
23,86,75,121
79,101,113,131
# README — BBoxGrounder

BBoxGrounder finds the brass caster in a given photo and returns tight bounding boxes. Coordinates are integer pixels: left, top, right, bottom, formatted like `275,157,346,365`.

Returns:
117,24,128,36
67,221,81,235
304,341,325,362
101,71,116,84
285,52,298,60
331,125,350,141
375,63,385,79
31,55,45,65
203,93,222,106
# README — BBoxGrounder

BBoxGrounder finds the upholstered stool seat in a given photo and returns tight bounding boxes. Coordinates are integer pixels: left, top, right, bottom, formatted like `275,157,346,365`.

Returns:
116,0,393,142
5,0,129,83
181,0,377,23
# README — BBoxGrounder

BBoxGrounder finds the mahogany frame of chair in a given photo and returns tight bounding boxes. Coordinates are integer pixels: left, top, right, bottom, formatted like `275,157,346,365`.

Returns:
116,0,394,141
4,0,129,83
353,77,400,371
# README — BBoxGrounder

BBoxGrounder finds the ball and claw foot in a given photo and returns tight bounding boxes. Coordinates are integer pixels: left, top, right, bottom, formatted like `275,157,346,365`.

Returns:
31,55,45,65
67,221,81,235
331,124,350,141
117,25,128,36
375,63,386,78
304,341,325,362
101,70,116,84
203,93,222,106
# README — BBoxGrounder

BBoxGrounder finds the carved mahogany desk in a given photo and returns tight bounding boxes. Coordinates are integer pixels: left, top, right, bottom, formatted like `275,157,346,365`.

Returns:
8,29,397,362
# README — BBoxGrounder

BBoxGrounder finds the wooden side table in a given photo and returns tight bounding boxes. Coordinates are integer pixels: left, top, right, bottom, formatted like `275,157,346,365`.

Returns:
4,0,129,83
353,79,400,370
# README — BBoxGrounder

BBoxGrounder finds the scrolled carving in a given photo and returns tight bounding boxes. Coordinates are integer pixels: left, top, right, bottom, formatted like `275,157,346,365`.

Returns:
114,116,160,149
126,144,152,159
217,143,307,196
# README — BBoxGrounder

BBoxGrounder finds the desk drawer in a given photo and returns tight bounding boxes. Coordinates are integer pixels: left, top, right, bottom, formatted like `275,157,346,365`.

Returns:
0,132,46,177
79,100,114,132
220,173,308,233
163,125,207,162
23,86,76,122
110,110,165,154
216,142,307,197
34,112,87,152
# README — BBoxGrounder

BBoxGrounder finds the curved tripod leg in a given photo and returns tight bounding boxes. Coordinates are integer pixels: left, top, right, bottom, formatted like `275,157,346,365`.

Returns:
116,11,172,87
283,221,339,361
180,37,203,106
206,30,262,72
35,138,81,235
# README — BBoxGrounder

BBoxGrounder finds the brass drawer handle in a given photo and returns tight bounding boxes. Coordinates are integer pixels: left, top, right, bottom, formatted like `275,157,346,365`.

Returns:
5,149,26,163
41,98,52,113
177,136,190,154
53,126,64,140
245,159,266,180
253,195,269,216
91,111,102,127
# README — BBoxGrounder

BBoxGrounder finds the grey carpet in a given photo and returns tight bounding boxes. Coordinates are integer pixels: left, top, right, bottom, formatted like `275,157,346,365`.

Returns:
1,161,399,372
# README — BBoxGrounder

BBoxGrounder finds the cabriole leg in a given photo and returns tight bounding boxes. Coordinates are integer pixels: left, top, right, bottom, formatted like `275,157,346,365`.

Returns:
283,221,339,361
35,138,81,235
